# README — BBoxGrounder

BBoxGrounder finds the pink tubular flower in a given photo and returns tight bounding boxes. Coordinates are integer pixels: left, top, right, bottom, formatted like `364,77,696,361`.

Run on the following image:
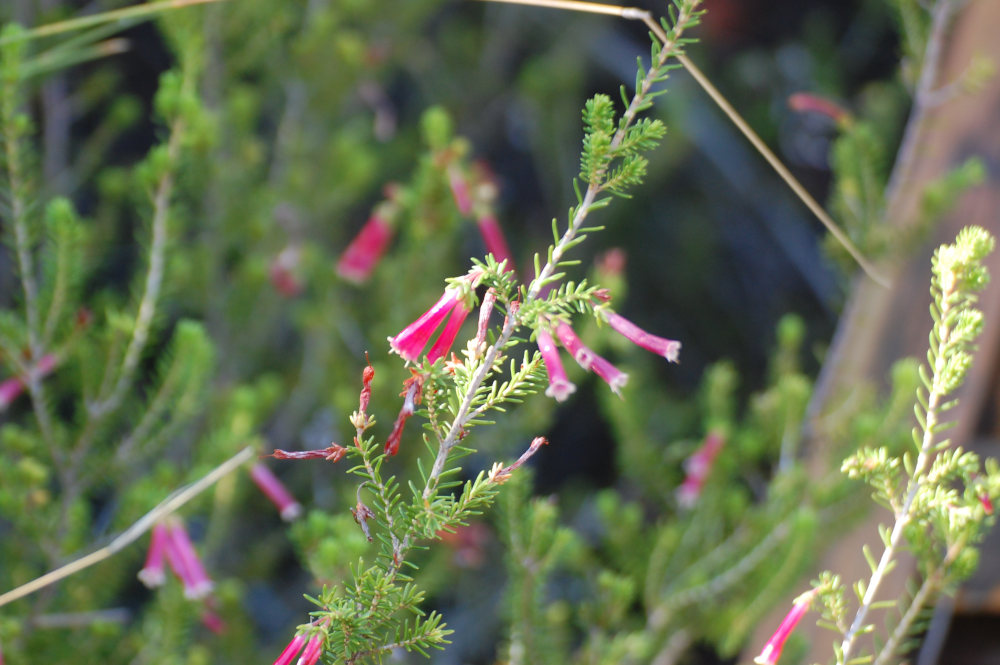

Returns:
754,590,817,665
296,632,325,665
337,213,394,284
250,463,302,521
604,311,681,363
537,329,575,402
676,430,726,508
163,521,214,600
476,214,515,272
273,634,307,665
426,301,472,363
389,275,479,363
553,322,596,370
389,290,463,361
137,523,170,588
0,353,59,412
0,377,23,409
787,92,851,125
589,353,629,397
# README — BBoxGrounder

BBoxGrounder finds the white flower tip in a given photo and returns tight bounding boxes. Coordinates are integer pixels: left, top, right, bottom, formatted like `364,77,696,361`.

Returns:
575,350,595,370
610,374,629,397
280,502,303,522
336,264,370,284
184,581,215,600
664,341,681,363
675,489,697,509
545,380,577,402
137,569,166,588
753,648,776,665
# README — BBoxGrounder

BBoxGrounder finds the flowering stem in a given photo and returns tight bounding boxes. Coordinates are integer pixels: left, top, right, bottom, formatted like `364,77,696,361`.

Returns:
671,51,887,287
89,117,183,421
0,446,254,608
420,1,703,502
838,279,957,664
872,538,964,665
0,0,229,44
649,520,790,631
1,59,59,454
882,0,959,214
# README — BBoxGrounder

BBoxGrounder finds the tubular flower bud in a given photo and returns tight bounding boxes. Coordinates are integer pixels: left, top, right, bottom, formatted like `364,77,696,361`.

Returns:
536,329,575,402
359,357,375,415
754,590,817,665
137,522,170,588
385,377,422,456
603,311,680,363
337,213,394,284
163,521,214,600
249,463,302,521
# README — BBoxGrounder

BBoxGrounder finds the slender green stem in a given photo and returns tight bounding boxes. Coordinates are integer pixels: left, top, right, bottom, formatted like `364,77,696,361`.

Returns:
872,537,963,665
1,54,60,455
477,0,888,286
0,0,229,45
672,52,888,287
0,446,255,609
839,279,956,664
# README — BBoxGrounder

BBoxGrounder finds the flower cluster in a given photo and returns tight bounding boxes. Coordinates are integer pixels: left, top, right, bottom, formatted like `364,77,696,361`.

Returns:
272,625,326,665
388,272,481,364
137,520,214,599
536,312,680,401
335,154,517,288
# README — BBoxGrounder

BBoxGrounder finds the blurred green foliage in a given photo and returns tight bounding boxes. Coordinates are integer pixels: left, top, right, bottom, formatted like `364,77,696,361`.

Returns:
0,0,989,664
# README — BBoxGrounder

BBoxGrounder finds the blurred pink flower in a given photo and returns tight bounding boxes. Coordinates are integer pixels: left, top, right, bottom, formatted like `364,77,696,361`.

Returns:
250,463,302,521
337,214,393,284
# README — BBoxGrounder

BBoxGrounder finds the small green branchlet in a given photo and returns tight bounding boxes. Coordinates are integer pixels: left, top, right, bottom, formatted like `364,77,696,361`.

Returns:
810,226,1000,665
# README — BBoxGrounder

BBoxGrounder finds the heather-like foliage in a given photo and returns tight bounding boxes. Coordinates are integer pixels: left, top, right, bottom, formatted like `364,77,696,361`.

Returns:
1,1,996,665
